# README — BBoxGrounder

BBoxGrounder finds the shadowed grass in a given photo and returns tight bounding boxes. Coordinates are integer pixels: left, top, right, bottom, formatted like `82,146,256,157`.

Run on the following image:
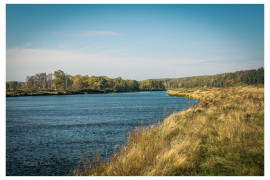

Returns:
72,86,264,176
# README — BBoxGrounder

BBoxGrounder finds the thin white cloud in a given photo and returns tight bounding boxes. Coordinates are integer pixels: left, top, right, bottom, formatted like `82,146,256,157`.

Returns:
53,30,121,37
6,47,262,82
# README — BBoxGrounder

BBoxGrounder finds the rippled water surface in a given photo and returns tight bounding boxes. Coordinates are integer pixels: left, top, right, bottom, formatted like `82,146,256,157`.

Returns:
6,91,197,176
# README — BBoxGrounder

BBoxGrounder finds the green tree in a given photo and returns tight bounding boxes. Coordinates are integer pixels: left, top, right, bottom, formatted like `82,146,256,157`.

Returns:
53,70,66,90
72,75,84,91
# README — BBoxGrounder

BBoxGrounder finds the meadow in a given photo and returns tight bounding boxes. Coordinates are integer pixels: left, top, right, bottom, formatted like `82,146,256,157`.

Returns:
72,85,264,176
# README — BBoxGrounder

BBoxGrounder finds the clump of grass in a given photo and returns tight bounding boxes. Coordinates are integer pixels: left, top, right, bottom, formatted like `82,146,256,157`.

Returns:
72,85,264,176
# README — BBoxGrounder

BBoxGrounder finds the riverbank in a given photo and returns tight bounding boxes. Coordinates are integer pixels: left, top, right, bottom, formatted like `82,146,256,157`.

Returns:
72,86,264,176
6,89,166,97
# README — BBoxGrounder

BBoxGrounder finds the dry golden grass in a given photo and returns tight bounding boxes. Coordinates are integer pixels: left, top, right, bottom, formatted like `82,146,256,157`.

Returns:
72,86,264,176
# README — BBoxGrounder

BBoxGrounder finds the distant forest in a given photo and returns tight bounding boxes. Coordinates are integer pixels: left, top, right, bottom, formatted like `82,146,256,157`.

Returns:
6,67,264,92
162,67,264,88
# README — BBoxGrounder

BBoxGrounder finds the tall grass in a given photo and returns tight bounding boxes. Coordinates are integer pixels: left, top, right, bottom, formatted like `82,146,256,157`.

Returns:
72,86,264,176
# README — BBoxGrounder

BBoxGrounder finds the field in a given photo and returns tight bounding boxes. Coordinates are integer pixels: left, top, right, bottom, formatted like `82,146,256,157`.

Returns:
72,86,264,176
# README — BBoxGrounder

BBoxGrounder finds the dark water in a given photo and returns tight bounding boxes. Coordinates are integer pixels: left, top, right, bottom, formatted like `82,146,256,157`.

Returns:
6,91,197,176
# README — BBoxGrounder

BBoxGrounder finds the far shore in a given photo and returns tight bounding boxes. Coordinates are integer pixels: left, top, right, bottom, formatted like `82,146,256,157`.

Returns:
6,89,167,97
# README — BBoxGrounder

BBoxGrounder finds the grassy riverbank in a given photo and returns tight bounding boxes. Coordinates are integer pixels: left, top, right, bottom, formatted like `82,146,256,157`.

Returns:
72,86,264,176
6,89,118,97
6,89,166,97
6,89,76,97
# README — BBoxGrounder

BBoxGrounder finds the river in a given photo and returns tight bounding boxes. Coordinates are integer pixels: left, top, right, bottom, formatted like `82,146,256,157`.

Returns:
6,91,197,176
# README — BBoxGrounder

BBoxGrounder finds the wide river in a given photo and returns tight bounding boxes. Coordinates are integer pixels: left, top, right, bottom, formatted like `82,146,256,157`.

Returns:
6,91,197,176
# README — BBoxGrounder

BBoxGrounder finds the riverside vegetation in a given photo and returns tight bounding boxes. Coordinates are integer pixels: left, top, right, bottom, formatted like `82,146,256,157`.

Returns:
6,67,263,96
72,85,264,176
6,70,165,97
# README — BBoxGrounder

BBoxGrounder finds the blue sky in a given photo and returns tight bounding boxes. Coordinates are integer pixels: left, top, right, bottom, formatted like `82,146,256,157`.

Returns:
6,4,264,81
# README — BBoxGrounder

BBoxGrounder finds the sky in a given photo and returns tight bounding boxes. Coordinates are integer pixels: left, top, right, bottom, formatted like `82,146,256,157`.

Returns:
6,4,264,81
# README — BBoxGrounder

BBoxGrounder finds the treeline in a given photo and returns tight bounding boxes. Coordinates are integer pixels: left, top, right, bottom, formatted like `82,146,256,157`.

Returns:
6,70,165,92
6,68,264,92
162,67,264,88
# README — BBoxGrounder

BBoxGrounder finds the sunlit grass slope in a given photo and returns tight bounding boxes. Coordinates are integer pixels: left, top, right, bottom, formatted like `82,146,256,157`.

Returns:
72,86,264,176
